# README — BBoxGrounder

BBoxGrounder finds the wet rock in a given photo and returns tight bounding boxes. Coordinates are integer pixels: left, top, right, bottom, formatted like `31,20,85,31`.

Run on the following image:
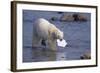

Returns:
60,14,74,22
80,52,91,59
78,14,87,21
51,17,58,21
72,13,87,21
72,14,79,21
60,13,87,22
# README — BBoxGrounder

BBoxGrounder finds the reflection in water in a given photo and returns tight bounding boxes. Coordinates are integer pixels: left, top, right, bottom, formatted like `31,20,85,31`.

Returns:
32,47,56,62
56,52,66,61
23,45,91,62
45,50,56,61
32,48,68,61
23,46,68,62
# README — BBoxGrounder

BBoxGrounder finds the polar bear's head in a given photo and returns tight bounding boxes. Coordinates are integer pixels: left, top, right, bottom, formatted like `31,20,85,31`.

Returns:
52,29,64,41
48,23,64,41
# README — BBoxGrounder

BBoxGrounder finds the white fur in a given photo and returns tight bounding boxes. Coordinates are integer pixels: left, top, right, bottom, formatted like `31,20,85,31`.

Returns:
32,18,63,51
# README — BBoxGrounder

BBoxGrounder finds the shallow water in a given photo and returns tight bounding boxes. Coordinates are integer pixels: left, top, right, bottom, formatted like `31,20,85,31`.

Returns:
23,10,91,62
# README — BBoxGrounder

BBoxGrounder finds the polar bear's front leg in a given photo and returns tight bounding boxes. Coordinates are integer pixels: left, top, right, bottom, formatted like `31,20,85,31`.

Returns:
48,39,57,51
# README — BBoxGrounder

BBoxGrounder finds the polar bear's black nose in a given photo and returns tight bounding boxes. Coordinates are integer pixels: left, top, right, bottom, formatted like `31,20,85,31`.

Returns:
41,40,46,46
60,39,63,41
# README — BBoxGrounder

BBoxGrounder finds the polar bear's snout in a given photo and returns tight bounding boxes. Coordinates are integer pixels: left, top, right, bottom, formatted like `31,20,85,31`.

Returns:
57,31,64,41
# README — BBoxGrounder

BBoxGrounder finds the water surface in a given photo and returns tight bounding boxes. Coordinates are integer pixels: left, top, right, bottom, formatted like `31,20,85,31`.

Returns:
23,10,91,62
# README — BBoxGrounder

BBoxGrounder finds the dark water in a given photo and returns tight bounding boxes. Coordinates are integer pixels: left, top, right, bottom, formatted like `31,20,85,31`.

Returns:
23,10,91,62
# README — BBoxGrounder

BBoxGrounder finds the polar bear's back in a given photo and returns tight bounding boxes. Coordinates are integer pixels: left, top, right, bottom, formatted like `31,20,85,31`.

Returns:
33,18,51,39
35,18,50,28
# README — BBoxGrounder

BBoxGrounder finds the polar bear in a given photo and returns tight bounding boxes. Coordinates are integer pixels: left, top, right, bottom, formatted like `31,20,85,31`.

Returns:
32,18,63,51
